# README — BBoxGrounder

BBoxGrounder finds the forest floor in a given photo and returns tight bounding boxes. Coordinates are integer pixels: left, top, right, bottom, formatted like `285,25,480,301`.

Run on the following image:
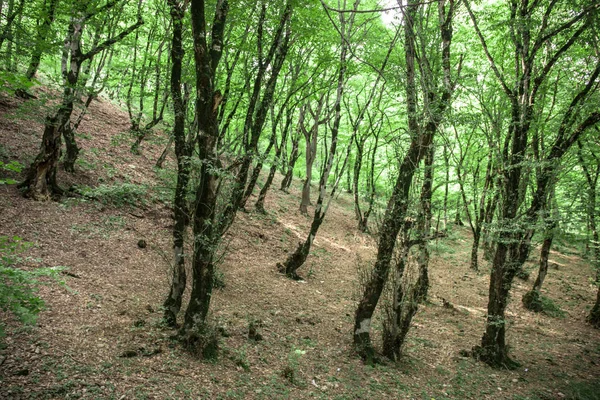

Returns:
0,90,599,400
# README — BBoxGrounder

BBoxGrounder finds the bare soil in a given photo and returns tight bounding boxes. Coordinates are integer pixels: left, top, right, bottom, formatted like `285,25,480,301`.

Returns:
0,91,599,399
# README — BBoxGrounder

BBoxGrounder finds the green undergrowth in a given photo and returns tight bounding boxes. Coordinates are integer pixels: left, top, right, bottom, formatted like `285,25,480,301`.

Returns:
77,182,149,208
0,236,64,343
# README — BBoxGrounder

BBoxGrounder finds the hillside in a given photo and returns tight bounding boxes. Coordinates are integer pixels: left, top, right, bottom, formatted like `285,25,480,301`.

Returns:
1,92,599,399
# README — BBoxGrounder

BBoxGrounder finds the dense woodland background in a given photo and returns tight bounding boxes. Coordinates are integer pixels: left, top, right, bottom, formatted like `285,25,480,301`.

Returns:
1,0,600,398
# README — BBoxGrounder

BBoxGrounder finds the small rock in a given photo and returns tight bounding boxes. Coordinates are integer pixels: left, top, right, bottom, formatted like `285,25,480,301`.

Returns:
248,321,263,341
120,349,138,358
217,326,231,338
14,368,29,376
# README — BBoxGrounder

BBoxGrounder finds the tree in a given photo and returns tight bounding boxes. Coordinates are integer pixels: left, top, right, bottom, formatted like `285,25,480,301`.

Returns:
179,0,228,342
276,0,356,279
20,0,143,199
162,0,191,328
354,0,458,361
577,138,600,327
465,0,600,367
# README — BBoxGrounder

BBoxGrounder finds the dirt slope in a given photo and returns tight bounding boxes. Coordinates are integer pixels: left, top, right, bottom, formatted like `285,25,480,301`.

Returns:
0,91,599,399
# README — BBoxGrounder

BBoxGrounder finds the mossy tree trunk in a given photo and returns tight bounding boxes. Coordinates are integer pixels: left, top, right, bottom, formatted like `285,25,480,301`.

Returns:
577,140,600,327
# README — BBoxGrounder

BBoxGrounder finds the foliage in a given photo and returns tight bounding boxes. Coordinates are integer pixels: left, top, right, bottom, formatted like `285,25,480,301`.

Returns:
78,183,149,207
0,236,62,341
281,347,306,386
522,290,566,318
0,70,35,96
562,379,600,400
0,160,22,185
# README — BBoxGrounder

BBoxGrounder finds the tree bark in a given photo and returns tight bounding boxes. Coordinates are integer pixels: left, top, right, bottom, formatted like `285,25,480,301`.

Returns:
181,0,228,340
163,0,190,328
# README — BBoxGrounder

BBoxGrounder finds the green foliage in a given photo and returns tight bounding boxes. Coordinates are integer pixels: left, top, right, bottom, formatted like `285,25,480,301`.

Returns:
0,236,62,341
78,183,148,207
523,290,566,318
212,267,226,290
563,380,600,400
0,70,34,95
281,347,306,386
538,296,566,319
0,160,23,185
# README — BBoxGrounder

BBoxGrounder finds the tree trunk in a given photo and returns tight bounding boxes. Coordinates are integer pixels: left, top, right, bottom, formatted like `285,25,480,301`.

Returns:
63,125,80,172
280,130,300,191
475,240,519,368
21,13,84,197
354,0,456,360
278,7,350,278
299,102,320,214
180,0,228,341
217,4,292,232
470,226,482,271
589,287,600,328
20,116,64,200
353,138,429,359
523,198,557,312
163,0,190,328
415,143,434,302
256,107,294,212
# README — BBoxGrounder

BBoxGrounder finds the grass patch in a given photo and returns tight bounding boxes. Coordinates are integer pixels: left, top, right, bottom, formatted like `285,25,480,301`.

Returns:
540,295,567,318
563,379,600,400
78,182,149,207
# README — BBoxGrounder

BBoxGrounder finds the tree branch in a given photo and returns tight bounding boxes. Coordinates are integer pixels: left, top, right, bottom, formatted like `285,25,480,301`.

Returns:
82,18,144,61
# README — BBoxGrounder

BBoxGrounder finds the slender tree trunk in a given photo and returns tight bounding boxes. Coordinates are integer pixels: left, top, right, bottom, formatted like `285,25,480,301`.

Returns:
354,0,456,361
163,0,190,327
353,135,366,222
280,130,300,191
21,15,85,196
217,4,292,233
256,107,294,212
415,143,434,302
62,125,80,172
299,102,321,214
278,7,350,278
577,141,600,327
156,135,174,168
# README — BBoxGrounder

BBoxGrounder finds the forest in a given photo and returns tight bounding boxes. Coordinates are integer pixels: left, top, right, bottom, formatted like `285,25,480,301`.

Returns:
0,0,599,398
